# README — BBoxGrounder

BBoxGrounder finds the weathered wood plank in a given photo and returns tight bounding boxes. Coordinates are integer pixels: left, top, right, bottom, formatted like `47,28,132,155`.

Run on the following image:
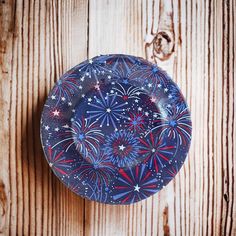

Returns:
87,0,235,235
0,0,88,235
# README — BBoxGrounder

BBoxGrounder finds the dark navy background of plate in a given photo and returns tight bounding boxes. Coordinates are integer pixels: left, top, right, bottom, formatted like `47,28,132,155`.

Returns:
40,54,192,205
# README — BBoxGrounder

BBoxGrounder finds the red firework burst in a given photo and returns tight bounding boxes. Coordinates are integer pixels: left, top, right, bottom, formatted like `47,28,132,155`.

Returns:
127,112,145,132
47,146,74,176
139,132,175,172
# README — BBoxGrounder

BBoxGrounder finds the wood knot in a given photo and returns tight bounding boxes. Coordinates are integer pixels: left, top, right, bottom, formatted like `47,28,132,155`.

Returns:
153,30,174,61
0,179,7,233
144,0,175,62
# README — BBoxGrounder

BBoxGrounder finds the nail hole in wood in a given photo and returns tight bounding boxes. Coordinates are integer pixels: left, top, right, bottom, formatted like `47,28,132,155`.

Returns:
223,193,229,202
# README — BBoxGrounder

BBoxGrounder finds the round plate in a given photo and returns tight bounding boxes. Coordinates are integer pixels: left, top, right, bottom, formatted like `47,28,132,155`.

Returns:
40,54,192,204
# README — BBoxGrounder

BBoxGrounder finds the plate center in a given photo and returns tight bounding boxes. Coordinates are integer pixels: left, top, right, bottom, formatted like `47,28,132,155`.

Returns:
71,81,161,168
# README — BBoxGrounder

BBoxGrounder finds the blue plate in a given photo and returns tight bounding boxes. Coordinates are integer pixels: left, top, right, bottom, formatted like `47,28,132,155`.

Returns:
40,54,192,204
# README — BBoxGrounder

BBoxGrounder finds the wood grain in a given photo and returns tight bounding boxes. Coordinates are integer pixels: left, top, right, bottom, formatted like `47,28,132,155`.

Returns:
0,0,235,235
0,0,88,235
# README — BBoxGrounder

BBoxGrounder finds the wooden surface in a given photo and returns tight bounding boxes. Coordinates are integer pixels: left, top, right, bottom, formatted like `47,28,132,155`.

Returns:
0,0,235,235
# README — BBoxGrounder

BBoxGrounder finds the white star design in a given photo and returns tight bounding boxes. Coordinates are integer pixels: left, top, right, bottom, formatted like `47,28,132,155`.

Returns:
158,84,162,88
54,127,59,132
164,88,168,92
88,98,92,102
52,110,60,116
89,59,93,64
138,107,142,111
151,97,156,102
68,102,72,106
148,83,152,88
145,112,149,116
79,85,83,89
61,97,66,101
134,184,140,192
106,108,111,113
118,145,126,151
168,94,172,98
72,109,75,113
63,124,69,128
80,77,85,81
45,125,50,130
95,84,100,90
51,95,56,100
135,99,139,103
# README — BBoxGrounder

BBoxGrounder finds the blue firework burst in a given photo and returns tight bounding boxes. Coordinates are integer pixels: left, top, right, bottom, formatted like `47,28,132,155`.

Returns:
51,76,81,105
104,130,141,167
128,62,170,89
87,90,128,130
102,54,138,78
168,84,187,108
77,58,112,81
52,117,104,155
112,164,158,204
139,132,175,172
151,105,192,146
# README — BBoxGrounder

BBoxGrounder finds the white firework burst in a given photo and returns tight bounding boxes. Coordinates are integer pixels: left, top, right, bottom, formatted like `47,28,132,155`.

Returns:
52,117,104,155
110,83,144,101
87,90,128,130
146,106,191,146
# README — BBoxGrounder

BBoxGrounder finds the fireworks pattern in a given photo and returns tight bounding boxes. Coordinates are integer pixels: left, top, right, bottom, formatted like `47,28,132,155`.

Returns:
72,150,115,187
128,60,171,90
50,75,81,105
52,117,104,155
139,132,176,172
112,164,159,204
127,112,146,132
45,146,75,177
150,105,192,146
111,82,144,101
104,130,141,167
86,89,128,130
40,54,192,204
